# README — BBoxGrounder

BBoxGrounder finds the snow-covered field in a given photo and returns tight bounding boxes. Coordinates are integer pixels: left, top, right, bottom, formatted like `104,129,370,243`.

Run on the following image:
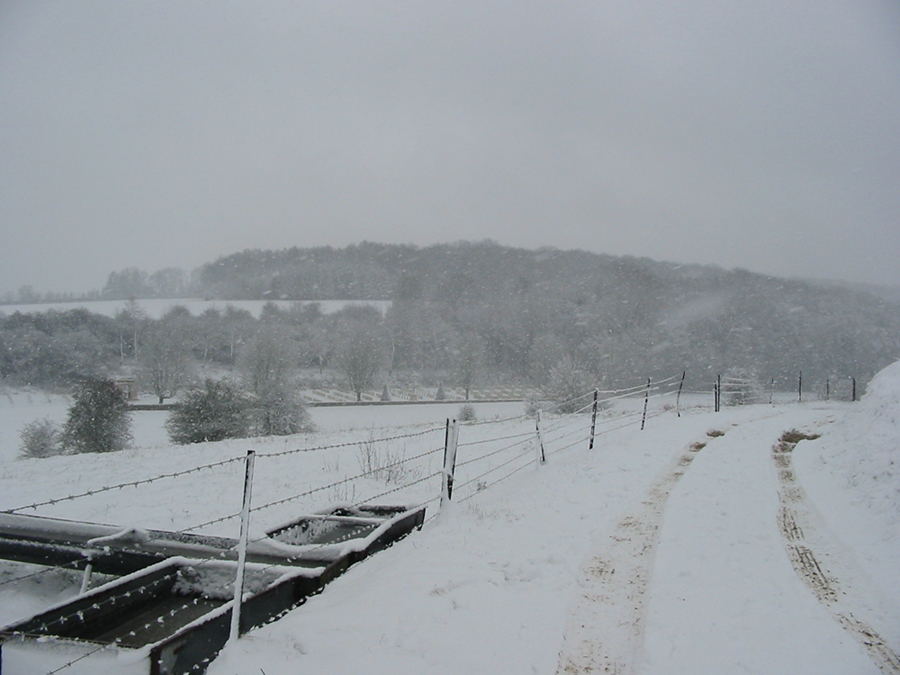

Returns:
0,363,898,675
0,298,392,319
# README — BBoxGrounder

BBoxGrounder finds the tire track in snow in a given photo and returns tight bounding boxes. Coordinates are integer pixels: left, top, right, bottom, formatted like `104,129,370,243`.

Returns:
774,431,900,675
555,434,716,675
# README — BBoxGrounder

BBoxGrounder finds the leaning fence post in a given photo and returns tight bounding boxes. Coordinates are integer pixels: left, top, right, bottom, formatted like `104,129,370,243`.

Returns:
588,389,599,449
640,378,651,430
676,371,685,418
535,410,546,464
230,450,256,644
441,419,460,509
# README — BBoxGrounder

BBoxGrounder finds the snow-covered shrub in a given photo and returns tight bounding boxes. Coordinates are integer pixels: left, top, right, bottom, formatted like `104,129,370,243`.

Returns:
458,403,476,421
62,378,132,453
545,357,595,414
722,368,764,406
166,379,251,444
19,418,63,459
250,387,315,436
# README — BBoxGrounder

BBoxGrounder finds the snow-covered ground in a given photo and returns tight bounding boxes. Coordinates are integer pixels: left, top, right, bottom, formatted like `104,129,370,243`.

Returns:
0,363,898,675
0,298,392,319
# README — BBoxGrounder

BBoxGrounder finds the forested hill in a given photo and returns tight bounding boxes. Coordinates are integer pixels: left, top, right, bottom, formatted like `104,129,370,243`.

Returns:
4,241,899,394
192,241,900,386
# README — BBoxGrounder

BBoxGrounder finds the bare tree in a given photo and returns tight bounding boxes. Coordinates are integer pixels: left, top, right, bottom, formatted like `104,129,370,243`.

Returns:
454,333,484,400
546,356,595,413
239,328,312,435
139,315,191,404
114,297,147,362
336,322,384,401
239,328,294,398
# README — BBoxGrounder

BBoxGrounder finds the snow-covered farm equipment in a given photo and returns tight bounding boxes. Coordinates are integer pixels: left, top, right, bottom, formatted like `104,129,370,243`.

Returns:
0,505,425,674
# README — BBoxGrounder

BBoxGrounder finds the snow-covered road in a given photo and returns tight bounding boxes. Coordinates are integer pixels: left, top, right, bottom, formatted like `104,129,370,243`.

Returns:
640,411,888,674
210,403,898,675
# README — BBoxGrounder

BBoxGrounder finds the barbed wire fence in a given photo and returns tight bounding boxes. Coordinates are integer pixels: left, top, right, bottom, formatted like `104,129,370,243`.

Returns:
0,369,826,673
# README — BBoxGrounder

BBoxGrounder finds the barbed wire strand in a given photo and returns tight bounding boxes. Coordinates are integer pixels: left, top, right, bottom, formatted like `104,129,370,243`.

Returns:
258,425,445,459
2,455,247,515
2,371,737,672
455,446,536,498
456,429,533,448
246,445,445,518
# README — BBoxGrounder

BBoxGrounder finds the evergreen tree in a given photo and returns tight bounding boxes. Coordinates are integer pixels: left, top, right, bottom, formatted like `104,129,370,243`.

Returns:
62,378,132,453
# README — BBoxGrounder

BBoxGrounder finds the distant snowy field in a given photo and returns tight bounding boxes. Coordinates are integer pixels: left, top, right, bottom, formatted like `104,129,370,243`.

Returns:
0,362,898,674
0,298,392,319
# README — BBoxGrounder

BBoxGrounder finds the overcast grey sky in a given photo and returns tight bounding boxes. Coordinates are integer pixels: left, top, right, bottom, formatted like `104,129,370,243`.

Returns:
1,1,898,295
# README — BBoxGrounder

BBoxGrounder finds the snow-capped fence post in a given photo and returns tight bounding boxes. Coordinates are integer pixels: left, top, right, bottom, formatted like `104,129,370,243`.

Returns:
230,449,256,644
676,371,685,417
640,378,651,430
441,419,460,509
535,410,546,465
588,389,599,449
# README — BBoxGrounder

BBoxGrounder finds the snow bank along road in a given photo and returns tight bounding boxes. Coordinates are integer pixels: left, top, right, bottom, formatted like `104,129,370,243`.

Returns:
207,401,898,675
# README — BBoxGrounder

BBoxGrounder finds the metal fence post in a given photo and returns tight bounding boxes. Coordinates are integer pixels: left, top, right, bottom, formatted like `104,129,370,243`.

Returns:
230,450,256,644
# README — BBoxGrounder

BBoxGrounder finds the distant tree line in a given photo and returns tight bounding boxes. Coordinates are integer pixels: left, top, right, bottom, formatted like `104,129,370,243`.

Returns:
2,242,899,401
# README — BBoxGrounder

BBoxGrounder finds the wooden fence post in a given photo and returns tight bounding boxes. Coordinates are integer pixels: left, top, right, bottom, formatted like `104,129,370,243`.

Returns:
535,410,546,464
588,389,599,449
641,378,651,430
714,375,721,412
852,377,857,402
441,419,460,509
798,371,803,403
230,450,256,644
676,371,685,418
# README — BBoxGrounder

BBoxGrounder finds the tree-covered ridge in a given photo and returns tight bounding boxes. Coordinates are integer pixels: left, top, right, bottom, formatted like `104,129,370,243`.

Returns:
3,241,899,395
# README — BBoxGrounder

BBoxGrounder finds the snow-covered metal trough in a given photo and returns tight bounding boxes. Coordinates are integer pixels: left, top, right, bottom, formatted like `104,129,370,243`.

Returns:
0,505,425,675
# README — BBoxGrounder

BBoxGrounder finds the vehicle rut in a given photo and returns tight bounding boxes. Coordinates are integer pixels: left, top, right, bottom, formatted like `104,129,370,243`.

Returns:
555,436,713,675
774,431,900,675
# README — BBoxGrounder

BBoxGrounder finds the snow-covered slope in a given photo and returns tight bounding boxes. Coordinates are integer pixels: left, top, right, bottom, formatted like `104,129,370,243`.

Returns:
794,359,900,612
1,362,898,675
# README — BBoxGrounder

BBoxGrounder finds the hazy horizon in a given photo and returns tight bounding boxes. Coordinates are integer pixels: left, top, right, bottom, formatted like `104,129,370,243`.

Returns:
2,2,899,295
